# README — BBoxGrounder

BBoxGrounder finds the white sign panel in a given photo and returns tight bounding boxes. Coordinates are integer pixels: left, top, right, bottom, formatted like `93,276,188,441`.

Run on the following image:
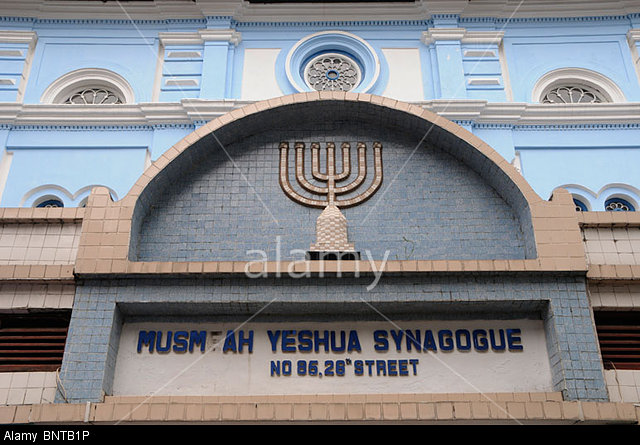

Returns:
112,320,553,396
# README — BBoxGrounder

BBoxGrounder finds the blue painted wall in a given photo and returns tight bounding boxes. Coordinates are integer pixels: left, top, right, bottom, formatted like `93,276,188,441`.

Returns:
0,15,638,211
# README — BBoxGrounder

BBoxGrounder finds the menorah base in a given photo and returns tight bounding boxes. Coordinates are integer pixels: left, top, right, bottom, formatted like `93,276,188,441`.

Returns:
305,250,361,261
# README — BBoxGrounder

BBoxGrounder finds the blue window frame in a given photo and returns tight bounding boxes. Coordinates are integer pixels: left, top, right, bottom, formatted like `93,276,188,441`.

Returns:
573,198,588,212
604,197,635,211
35,199,64,208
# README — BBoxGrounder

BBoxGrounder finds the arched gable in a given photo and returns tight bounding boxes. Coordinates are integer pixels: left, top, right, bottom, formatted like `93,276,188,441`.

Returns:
74,92,586,275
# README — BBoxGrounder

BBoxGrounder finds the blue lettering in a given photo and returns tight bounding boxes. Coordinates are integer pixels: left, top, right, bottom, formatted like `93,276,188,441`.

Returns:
455,329,471,351
223,330,237,353
365,360,375,376
348,330,361,352
282,360,292,375
473,329,488,351
298,330,313,352
267,330,280,352
330,331,345,352
409,359,419,375
314,330,329,352
490,329,506,351
354,360,363,376
423,330,437,351
137,330,156,353
405,330,422,352
172,331,188,352
438,329,454,351
156,331,172,353
507,329,523,351
282,330,296,352
398,359,409,376
189,330,206,352
373,330,388,351
390,330,404,351
238,330,253,353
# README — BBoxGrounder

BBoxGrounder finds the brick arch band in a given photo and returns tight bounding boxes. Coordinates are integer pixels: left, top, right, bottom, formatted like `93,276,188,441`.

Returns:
75,92,586,276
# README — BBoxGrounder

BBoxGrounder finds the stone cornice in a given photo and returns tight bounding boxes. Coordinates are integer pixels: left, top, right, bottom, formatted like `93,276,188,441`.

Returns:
1,0,640,22
3,100,640,128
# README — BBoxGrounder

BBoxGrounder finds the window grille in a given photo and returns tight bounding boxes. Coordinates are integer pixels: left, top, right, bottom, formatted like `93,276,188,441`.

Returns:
0,312,70,372
605,198,635,212
595,311,640,370
304,53,361,92
541,85,607,104
64,88,123,105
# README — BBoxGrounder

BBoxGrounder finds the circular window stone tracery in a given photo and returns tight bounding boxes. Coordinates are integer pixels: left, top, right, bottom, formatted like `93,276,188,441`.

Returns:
64,88,123,105
605,197,635,212
541,85,606,104
304,53,362,92
285,31,380,94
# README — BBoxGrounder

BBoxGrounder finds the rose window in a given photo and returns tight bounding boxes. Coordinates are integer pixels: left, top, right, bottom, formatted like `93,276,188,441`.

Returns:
304,53,361,92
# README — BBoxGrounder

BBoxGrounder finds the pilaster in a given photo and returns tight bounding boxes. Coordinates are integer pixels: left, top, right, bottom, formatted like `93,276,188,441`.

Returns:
422,25,507,101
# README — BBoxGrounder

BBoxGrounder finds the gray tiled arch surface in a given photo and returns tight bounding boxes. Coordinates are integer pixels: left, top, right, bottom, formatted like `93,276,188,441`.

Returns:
129,100,536,262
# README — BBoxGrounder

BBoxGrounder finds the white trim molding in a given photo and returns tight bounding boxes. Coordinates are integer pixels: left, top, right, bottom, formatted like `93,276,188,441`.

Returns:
40,68,136,104
531,68,626,103
158,29,242,47
421,29,505,46
627,29,640,85
20,183,119,208
0,31,37,45
559,183,640,212
3,99,640,127
0,31,38,103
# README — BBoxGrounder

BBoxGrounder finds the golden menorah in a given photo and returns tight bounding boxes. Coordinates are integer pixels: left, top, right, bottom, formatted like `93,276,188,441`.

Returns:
279,140,383,258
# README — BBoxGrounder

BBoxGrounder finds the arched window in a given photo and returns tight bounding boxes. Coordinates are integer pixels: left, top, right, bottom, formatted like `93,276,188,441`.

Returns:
532,68,625,104
33,196,64,208
542,84,608,104
21,184,118,208
573,198,588,212
64,87,123,105
40,68,134,104
605,197,635,212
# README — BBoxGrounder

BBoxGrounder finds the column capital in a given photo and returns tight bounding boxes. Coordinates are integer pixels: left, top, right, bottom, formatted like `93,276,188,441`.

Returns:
627,28,640,44
422,28,504,45
199,29,242,46
158,29,242,47
0,30,37,44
